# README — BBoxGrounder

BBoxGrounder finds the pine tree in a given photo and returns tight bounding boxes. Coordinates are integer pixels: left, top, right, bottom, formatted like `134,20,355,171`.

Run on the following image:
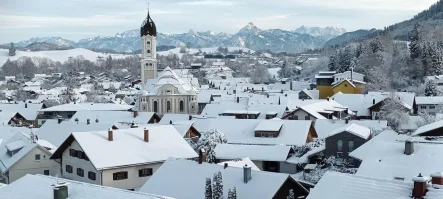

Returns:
287,189,295,199
338,47,352,72
228,188,233,199
231,187,237,199
356,43,363,59
212,171,223,199
409,23,421,60
431,44,443,76
370,37,384,53
8,42,16,56
205,177,213,199
425,80,440,96
328,54,337,71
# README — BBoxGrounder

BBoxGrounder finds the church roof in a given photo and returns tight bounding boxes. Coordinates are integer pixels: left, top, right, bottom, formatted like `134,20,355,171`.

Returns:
142,67,198,96
140,12,157,37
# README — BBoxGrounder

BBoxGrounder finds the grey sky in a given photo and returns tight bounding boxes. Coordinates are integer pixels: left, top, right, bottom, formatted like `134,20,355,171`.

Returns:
0,0,439,42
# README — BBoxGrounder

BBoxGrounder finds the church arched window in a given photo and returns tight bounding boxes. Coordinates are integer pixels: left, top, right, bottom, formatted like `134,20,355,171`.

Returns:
153,101,158,112
180,101,184,112
167,101,171,112
147,41,151,45
147,50,151,54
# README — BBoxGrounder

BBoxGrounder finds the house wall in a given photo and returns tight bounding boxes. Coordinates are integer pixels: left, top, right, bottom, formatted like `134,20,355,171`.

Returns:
325,131,368,162
316,85,334,99
414,126,443,136
289,109,316,121
273,178,309,199
8,147,60,183
417,104,442,114
62,140,102,185
102,162,163,191
333,72,364,82
332,82,362,95
140,93,198,116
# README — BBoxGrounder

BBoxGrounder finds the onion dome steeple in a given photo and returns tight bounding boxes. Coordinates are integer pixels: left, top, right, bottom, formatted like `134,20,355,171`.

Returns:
140,10,157,37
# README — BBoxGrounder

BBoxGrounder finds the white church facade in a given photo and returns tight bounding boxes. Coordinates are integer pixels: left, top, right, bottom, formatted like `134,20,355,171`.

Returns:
138,12,199,115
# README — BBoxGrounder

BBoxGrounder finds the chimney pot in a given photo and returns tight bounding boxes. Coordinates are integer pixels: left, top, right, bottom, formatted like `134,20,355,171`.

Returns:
25,103,28,108
95,118,99,123
224,163,228,169
130,122,138,128
431,172,443,186
243,164,252,183
108,128,113,141
53,182,69,199
189,115,192,120
412,173,429,198
58,118,63,124
198,149,206,164
327,97,330,101
133,111,138,118
87,119,90,125
405,140,414,155
237,97,239,103
144,128,149,142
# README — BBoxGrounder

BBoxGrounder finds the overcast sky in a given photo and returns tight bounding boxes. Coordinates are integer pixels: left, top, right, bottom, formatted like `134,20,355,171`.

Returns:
0,0,439,42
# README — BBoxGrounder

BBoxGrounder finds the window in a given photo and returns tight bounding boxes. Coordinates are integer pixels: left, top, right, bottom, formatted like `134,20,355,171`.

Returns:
337,140,343,152
113,171,128,181
345,84,348,87
261,133,266,137
85,155,89,161
147,50,151,54
88,172,96,181
66,165,73,173
69,149,76,157
420,106,426,109
180,101,184,112
77,168,84,177
292,115,299,120
35,154,41,161
305,115,310,120
77,151,85,159
44,170,50,175
139,168,153,177
153,101,158,112
348,140,354,152
430,106,436,109
147,41,151,45
167,101,171,112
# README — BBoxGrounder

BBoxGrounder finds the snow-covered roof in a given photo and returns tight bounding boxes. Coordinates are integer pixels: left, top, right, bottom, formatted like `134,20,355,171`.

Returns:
286,99,350,119
52,125,197,170
327,124,371,139
350,130,443,181
0,103,43,120
0,174,173,199
140,159,306,199
40,103,133,112
143,67,198,96
307,171,420,199
254,120,284,131
5,140,26,151
201,103,287,120
286,145,325,165
70,111,157,125
315,119,387,139
217,158,260,171
412,120,443,136
159,114,194,124
416,96,443,105
191,118,312,146
214,144,292,162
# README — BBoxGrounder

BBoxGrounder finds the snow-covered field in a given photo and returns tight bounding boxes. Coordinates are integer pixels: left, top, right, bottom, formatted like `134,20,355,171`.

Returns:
0,48,130,66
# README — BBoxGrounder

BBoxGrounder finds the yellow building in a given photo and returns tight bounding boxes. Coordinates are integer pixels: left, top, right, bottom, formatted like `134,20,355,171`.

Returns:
332,79,364,95
315,71,335,99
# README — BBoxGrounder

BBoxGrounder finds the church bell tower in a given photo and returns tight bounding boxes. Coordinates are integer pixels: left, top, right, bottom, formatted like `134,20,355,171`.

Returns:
140,11,157,82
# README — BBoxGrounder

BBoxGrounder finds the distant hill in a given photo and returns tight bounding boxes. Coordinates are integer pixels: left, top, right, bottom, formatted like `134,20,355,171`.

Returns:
324,29,378,47
26,42,74,51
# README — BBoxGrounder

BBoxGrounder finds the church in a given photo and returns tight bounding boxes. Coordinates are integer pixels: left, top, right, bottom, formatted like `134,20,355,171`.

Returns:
138,11,199,115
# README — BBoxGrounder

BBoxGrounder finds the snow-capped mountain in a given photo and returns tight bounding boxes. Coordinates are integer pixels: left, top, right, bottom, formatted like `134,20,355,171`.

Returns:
9,24,346,53
14,37,76,48
294,26,347,37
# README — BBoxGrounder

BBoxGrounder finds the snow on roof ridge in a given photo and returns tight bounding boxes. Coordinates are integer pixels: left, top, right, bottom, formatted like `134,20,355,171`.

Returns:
328,123,371,139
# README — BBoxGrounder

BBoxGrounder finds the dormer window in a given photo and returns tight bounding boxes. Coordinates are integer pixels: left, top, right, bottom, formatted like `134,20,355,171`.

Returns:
6,140,25,157
254,121,283,138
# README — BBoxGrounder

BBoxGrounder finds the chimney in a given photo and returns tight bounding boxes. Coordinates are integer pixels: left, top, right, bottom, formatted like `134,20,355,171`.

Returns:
133,111,138,118
25,103,28,108
130,122,138,128
143,128,149,142
169,120,172,124
405,140,414,155
189,115,192,120
224,163,228,169
290,81,293,90
373,99,375,105
86,119,90,125
243,164,252,183
431,172,443,186
108,128,113,141
95,118,99,123
327,97,330,101
58,118,63,124
412,173,429,198
198,149,206,164
345,118,349,124
53,182,69,199
237,97,239,103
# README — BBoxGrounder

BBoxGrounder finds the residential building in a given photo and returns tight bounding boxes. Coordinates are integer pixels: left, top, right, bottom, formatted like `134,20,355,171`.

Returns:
139,159,310,199
324,124,371,166
412,120,443,137
307,171,443,199
69,110,160,125
415,96,443,114
282,99,352,121
50,125,197,190
0,131,60,184
314,119,387,138
0,103,44,127
0,174,174,199
37,103,133,127
315,71,365,99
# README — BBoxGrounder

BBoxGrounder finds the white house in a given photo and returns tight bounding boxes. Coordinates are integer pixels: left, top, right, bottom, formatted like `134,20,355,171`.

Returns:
415,96,443,114
50,125,197,191
0,131,60,184
332,71,365,84
0,174,174,199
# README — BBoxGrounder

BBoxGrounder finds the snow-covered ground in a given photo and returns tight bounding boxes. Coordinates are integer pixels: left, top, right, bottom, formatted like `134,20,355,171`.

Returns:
268,68,280,78
0,48,130,66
